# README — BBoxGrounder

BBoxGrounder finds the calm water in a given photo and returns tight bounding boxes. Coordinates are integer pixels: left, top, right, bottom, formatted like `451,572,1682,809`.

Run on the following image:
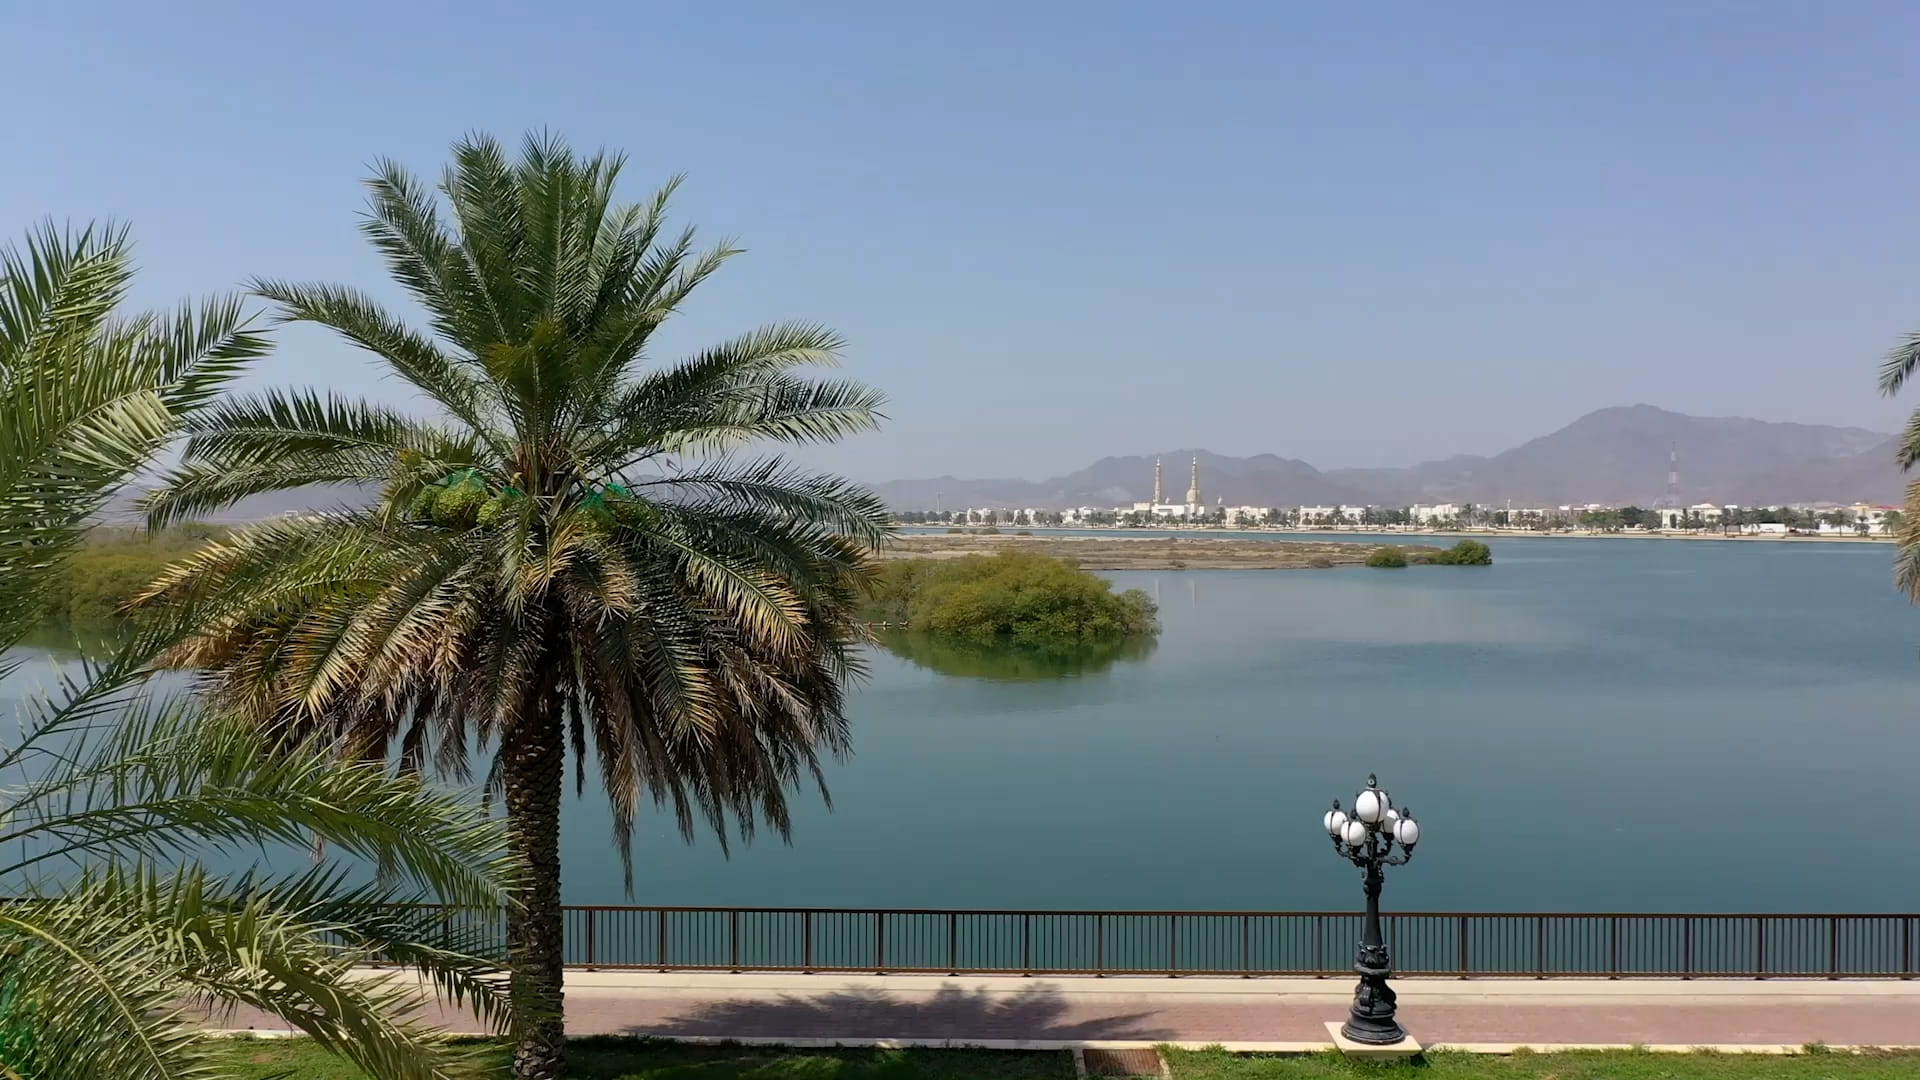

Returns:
9,535,1919,912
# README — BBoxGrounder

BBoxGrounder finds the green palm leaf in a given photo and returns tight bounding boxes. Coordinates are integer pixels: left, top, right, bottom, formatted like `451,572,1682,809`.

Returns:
1,223,514,1079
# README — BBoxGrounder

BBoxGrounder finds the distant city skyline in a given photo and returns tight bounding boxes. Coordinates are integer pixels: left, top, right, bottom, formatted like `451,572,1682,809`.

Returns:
7,4,1920,479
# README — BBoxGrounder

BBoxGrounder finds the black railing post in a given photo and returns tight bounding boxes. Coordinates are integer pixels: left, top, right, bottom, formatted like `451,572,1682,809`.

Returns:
1242,915,1252,975
584,909,596,968
1458,916,1470,976
1755,916,1766,978
730,909,741,971
1169,915,1178,973
1536,916,1546,978
1312,915,1322,973
875,912,887,974
1683,917,1693,979
803,910,814,972
947,912,958,975
1905,917,1914,980
1022,913,1032,973
657,909,668,970
1095,914,1105,975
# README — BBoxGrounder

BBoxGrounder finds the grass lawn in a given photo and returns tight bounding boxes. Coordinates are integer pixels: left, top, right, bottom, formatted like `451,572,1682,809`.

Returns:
206,1039,1920,1079
1166,1047,1920,1079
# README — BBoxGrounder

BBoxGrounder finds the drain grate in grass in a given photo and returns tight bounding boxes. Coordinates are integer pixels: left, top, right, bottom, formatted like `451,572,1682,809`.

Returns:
1083,1046,1165,1077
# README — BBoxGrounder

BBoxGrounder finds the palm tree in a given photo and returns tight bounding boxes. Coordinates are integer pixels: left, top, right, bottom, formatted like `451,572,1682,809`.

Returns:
1883,332,1920,592
138,133,891,1078
0,223,515,1079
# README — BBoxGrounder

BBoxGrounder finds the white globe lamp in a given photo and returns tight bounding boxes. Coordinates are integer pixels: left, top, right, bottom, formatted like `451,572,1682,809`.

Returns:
1324,807,1348,835
1395,816,1420,847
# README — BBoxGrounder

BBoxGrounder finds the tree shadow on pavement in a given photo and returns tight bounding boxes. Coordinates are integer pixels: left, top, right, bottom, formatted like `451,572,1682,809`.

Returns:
628,981,1172,1043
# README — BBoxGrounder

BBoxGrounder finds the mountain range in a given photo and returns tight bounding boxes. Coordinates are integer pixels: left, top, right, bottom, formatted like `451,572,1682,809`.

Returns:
869,406,1907,510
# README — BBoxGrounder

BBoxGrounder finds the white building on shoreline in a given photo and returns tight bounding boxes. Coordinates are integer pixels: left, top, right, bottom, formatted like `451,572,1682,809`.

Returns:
1656,503,1730,528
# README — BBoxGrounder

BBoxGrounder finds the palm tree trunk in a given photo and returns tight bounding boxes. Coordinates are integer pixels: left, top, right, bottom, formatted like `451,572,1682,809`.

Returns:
504,679,567,1080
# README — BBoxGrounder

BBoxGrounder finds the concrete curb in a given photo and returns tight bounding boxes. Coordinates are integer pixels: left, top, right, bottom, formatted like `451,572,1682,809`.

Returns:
202,1029,1920,1055
549,970,1920,1000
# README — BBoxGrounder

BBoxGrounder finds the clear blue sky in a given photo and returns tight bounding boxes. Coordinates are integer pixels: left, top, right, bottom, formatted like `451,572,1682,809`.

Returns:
7,2,1920,479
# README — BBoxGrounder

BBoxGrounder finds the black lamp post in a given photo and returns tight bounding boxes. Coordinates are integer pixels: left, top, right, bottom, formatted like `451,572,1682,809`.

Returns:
1322,774,1420,1045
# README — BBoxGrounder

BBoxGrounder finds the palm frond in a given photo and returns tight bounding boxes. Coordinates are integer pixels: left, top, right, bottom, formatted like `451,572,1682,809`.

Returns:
2,682,513,908
0,221,132,365
581,321,869,466
142,459,380,529
635,456,894,547
441,132,529,340
1897,478,1920,600
3,865,510,1080
0,223,265,641
249,278,497,439
0,896,215,1080
141,293,271,416
1881,331,1920,397
141,387,487,528
0,640,516,1076
361,158,502,356
183,388,476,463
1896,400,1920,473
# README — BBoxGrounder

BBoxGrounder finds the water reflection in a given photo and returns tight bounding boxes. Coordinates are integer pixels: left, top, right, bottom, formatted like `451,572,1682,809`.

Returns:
13,620,127,661
873,631,1156,681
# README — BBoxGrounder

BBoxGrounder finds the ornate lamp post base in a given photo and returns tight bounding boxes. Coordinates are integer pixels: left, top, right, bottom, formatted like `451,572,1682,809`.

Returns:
1339,945,1406,1044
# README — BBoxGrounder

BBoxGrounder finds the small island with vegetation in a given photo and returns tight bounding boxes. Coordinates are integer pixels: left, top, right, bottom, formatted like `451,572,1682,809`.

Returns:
862,550,1158,642
860,551,1161,681
1366,540,1492,568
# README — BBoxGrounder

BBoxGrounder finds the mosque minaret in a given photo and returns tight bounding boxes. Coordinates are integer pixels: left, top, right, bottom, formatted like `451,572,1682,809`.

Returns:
1131,455,1206,519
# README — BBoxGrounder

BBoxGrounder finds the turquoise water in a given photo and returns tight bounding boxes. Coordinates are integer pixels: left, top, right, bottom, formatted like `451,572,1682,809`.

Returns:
569,534,1920,913
9,535,1918,913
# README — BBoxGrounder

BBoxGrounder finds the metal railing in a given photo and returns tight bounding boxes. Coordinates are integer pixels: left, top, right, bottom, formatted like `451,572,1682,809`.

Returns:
428,906,1920,978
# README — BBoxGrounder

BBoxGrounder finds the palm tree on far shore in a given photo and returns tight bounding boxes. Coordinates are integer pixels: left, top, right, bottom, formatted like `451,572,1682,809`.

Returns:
139,133,891,1079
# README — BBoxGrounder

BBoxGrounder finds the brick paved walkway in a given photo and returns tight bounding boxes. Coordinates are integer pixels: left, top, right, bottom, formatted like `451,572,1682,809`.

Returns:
214,972,1920,1051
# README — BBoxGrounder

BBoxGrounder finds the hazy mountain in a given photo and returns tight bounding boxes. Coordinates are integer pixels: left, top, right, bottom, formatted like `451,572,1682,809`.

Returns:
1317,455,1493,507
1724,436,1904,506
875,406,1902,509
1326,405,1893,507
